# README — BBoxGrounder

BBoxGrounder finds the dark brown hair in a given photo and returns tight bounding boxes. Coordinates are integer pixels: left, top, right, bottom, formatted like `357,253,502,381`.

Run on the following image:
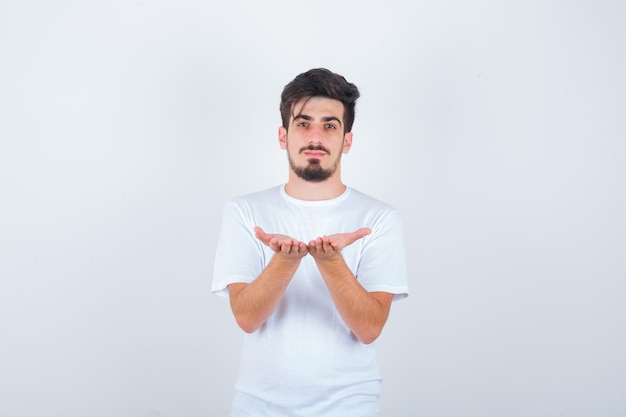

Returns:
280,68,360,133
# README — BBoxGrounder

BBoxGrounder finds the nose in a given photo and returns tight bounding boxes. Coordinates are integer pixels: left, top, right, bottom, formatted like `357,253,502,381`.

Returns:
307,126,323,144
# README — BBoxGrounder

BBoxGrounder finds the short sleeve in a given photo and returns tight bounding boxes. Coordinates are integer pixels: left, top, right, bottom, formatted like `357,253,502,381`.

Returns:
356,209,409,301
211,200,266,298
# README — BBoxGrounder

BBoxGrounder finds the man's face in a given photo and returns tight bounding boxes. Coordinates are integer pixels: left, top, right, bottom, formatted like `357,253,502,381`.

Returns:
278,96,353,182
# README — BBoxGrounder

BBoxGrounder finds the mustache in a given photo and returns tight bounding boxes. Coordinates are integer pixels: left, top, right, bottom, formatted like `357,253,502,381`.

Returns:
299,144,331,154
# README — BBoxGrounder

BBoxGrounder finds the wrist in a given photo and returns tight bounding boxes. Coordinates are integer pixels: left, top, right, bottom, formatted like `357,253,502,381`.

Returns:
314,254,345,268
272,253,303,266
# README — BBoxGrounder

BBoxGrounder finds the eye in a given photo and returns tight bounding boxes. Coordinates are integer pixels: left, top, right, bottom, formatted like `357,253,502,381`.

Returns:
297,121,308,127
325,123,337,129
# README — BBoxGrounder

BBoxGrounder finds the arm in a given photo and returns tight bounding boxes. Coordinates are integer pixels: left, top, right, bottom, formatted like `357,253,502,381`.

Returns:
308,229,393,345
228,226,308,333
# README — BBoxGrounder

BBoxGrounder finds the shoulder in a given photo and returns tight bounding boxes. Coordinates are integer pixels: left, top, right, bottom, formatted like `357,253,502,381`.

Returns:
226,185,283,208
346,187,398,213
344,187,404,231
220,185,285,225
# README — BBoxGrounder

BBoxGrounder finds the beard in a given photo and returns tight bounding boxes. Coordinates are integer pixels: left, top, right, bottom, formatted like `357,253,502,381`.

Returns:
290,158,335,182
288,145,339,182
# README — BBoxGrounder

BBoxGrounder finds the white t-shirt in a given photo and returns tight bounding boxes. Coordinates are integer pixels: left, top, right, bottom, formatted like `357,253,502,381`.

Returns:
212,185,408,417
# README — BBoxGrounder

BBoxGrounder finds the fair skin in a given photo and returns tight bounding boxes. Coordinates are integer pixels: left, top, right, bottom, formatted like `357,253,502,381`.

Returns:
279,96,352,201
228,97,393,344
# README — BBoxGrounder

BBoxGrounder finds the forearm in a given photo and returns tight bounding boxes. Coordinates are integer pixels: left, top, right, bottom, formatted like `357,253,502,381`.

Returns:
315,256,392,344
229,255,300,333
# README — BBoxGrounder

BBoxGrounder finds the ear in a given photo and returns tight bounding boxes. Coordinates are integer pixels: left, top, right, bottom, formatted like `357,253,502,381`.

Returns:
342,132,353,154
278,126,287,149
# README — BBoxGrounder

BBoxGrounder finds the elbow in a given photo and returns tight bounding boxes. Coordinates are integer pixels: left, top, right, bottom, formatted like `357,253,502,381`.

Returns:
238,323,257,334
356,325,383,345
229,294,262,334
234,313,261,334
359,335,378,345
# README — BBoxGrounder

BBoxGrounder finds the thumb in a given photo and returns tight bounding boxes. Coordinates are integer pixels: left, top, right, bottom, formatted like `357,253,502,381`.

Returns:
353,227,372,239
254,226,266,240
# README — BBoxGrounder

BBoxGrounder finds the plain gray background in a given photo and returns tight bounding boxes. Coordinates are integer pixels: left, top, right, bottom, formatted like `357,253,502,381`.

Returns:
1,1,624,416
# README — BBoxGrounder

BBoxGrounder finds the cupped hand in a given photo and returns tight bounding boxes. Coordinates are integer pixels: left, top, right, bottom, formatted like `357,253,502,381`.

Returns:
254,226,309,259
308,228,371,259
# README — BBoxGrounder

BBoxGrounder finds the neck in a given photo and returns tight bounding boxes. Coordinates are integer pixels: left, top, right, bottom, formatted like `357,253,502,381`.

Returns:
284,171,346,201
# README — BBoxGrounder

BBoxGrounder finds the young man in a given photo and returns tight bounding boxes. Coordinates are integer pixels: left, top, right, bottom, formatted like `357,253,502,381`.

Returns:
212,68,408,417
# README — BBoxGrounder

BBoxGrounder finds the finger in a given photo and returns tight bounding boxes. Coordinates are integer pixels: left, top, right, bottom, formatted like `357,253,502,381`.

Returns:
294,242,305,256
299,242,309,255
354,227,372,238
348,228,371,243
322,236,335,253
254,226,270,244
281,240,293,254
269,237,281,252
342,228,372,246
308,239,321,256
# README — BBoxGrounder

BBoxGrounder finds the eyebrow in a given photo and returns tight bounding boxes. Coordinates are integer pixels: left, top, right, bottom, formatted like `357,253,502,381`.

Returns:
293,114,343,126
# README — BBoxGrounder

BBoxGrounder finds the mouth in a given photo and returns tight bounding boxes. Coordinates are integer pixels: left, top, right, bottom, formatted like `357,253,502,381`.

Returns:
303,150,326,158
301,145,329,158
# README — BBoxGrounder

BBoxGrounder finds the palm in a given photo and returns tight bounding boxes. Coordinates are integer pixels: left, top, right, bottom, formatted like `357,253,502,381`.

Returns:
327,228,372,251
308,227,371,259
254,226,309,258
